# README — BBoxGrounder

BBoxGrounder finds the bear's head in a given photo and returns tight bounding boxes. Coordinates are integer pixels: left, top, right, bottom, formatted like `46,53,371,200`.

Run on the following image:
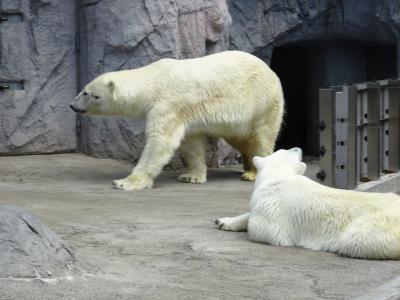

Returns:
70,73,118,116
252,148,307,183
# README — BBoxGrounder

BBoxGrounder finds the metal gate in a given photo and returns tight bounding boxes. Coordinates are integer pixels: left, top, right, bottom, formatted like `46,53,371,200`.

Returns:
318,79,400,189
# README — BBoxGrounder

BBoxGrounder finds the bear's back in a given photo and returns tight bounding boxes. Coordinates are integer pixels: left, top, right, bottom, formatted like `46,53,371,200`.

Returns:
151,51,275,82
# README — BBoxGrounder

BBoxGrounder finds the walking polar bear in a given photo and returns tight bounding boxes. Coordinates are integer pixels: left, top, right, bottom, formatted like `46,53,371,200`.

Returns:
216,148,400,260
70,51,284,190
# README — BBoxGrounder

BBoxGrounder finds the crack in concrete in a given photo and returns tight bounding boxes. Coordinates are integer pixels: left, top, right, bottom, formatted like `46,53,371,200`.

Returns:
21,217,40,236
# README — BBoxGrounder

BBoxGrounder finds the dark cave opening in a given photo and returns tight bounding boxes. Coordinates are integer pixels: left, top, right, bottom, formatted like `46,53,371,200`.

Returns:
270,42,397,156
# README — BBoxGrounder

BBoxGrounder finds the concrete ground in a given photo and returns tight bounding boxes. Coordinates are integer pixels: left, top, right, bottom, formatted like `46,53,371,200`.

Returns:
0,153,399,300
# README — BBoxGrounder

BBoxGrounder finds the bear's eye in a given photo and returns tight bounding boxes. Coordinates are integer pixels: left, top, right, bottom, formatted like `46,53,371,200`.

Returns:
83,92,88,96
94,95,100,99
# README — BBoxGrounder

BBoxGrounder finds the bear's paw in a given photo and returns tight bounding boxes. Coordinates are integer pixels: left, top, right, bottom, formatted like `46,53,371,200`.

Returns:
177,173,206,184
240,171,257,181
215,217,240,231
112,175,153,191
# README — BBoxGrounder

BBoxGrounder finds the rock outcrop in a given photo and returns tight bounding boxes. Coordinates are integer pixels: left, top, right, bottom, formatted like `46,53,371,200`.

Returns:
0,205,74,278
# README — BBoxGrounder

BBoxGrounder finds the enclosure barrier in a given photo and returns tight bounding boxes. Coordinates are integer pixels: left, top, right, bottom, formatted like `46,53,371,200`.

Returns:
317,79,400,189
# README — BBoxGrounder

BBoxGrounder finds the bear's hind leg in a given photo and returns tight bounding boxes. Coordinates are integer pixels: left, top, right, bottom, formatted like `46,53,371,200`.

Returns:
241,117,282,181
225,135,273,181
240,149,258,181
177,134,207,184
333,214,400,259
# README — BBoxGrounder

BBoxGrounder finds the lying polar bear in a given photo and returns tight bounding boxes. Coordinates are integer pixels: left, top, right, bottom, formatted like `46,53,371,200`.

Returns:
70,51,284,190
216,148,400,260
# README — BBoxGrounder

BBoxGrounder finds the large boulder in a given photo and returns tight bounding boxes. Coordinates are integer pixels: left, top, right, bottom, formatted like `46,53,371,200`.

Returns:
0,205,74,278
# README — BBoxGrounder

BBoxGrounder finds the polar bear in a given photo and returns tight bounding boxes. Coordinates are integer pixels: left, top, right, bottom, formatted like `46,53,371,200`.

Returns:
70,51,284,190
215,148,400,260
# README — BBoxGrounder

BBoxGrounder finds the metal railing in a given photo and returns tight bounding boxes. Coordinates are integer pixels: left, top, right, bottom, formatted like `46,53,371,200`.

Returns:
317,79,400,189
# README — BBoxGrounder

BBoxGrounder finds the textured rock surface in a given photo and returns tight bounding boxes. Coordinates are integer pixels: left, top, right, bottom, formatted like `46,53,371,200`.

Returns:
0,205,73,278
1,0,400,166
0,0,77,154
78,0,232,167
229,0,400,62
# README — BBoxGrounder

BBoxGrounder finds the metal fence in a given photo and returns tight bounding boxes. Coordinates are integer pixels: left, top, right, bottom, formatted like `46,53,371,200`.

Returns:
317,79,400,189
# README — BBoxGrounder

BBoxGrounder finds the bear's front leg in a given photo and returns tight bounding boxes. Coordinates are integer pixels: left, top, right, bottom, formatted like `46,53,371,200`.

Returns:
215,213,250,232
112,111,185,191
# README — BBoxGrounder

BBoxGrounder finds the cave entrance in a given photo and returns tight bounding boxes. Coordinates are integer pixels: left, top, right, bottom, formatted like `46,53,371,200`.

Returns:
270,42,397,157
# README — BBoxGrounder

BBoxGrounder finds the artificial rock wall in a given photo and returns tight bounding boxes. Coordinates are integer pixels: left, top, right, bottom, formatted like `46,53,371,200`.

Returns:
0,0,77,154
229,0,400,62
1,0,400,164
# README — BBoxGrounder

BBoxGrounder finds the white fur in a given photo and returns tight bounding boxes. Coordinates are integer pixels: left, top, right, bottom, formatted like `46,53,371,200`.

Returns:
71,51,284,190
216,148,400,260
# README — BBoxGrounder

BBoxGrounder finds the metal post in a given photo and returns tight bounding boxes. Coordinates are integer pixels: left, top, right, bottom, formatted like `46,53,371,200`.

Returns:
366,86,381,180
344,85,358,189
357,85,368,182
380,82,390,172
356,83,381,182
318,88,336,187
386,80,400,171
335,90,348,189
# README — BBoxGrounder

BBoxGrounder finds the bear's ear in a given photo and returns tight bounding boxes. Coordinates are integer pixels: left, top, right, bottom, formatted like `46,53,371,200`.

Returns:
288,147,303,161
294,162,307,175
108,80,116,99
252,156,263,169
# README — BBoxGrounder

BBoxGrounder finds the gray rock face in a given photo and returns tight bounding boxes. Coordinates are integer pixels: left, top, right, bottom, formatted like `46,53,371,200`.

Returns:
0,205,73,278
229,0,400,62
1,0,400,166
0,0,77,154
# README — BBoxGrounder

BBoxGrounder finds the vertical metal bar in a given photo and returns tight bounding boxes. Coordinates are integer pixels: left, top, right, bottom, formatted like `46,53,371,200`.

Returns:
344,85,358,189
357,87,368,181
318,88,336,187
381,84,389,172
388,82,400,171
335,91,348,189
366,87,381,180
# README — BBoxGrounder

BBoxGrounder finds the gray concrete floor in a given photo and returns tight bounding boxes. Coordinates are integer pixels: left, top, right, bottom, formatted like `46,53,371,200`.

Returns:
0,154,399,300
